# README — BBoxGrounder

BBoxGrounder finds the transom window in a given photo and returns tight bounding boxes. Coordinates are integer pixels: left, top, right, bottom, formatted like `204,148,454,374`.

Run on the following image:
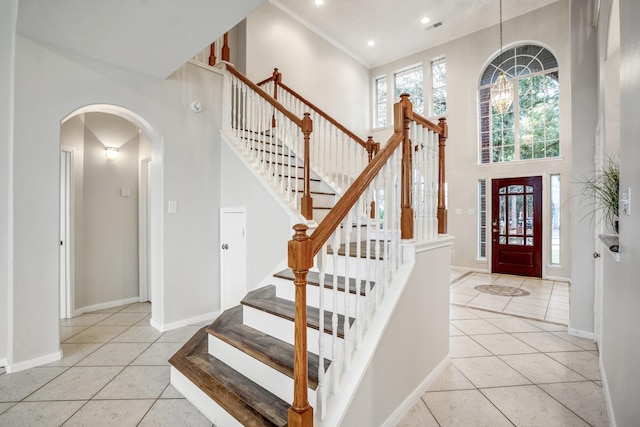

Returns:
479,45,559,164
395,64,424,116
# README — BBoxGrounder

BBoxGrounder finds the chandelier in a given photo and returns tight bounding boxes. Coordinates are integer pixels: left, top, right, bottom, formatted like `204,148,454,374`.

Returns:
491,0,513,114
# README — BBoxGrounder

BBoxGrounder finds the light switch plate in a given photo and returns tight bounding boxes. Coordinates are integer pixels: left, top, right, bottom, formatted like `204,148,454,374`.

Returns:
168,200,178,214
622,187,631,215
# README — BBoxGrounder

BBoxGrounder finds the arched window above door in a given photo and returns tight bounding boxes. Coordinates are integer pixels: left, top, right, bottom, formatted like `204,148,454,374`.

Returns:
479,44,559,164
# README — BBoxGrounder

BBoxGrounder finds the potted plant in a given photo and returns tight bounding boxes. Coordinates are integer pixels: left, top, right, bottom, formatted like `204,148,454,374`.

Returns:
578,156,620,233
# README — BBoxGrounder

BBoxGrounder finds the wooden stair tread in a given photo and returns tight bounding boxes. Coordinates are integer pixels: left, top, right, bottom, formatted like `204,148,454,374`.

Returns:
242,286,353,338
273,269,373,296
169,327,289,427
207,306,330,390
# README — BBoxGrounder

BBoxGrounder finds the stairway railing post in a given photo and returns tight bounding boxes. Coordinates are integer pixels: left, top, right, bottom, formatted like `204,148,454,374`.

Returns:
300,113,314,220
288,224,314,427
208,42,217,66
221,32,230,62
272,68,281,128
437,117,448,234
397,93,414,240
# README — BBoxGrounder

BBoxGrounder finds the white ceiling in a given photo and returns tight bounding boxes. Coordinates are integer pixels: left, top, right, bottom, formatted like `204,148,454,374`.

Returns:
270,0,560,68
16,0,265,79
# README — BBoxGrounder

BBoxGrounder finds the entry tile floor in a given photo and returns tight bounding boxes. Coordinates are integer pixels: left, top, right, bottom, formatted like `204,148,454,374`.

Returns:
450,268,570,325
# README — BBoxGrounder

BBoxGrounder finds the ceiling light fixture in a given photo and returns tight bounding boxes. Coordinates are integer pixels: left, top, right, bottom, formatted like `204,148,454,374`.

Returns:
105,147,118,161
420,16,430,25
314,0,324,5
367,40,375,47
491,0,513,115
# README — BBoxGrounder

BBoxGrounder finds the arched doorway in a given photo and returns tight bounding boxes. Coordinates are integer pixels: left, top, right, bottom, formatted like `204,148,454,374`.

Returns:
60,104,164,330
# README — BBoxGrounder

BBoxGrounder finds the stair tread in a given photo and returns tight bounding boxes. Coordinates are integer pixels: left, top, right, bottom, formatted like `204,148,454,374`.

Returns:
273,269,374,295
169,327,289,427
242,285,353,338
279,174,321,182
207,306,330,390
327,240,385,260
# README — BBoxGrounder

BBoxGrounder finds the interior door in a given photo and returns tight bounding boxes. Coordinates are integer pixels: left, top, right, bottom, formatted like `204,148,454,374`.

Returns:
59,148,72,319
220,209,247,310
491,176,542,277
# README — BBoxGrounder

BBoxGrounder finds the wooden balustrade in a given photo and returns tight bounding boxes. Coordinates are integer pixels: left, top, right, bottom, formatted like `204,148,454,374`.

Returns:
208,32,230,67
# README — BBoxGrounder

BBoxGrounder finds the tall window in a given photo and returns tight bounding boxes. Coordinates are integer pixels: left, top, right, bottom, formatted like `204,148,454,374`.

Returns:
479,45,559,164
374,76,387,127
478,179,487,259
395,65,424,115
431,58,447,115
550,174,561,264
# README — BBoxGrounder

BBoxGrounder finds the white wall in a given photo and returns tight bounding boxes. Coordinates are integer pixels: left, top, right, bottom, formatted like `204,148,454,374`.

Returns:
244,2,370,136
0,0,18,365
340,242,451,426
370,1,573,283
10,35,223,366
82,113,140,308
600,0,640,424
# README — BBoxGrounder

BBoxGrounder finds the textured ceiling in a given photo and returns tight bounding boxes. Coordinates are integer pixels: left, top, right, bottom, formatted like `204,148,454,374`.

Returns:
16,0,265,79
270,0,560,68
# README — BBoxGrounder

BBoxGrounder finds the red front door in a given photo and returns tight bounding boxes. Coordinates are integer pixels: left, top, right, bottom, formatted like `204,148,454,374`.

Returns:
491,176,542,277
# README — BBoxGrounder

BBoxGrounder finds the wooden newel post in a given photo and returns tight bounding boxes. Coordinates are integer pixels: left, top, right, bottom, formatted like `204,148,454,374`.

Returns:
288,224,314,427
396,93,414,240
437,117,449,234
366,136,375,163
221,32,230,62
208,42,217,66
272,68,281,128
300,113,314,220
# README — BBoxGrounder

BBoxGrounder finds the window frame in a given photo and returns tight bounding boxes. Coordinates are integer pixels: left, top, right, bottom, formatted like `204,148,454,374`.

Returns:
430,57,447,117
394,63,424,116
373,74,388,128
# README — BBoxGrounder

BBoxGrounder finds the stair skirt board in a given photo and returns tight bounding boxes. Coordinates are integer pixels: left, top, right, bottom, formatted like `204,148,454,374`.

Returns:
242,304,347,359
171,367,245,427
208,334,320,405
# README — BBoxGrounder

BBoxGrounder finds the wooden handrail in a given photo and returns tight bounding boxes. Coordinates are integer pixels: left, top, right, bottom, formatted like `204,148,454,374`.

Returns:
411,110,447,136
227,65,303,128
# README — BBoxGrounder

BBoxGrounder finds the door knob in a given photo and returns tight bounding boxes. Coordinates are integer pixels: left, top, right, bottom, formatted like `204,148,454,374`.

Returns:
593,252,601,258
222,243,229,250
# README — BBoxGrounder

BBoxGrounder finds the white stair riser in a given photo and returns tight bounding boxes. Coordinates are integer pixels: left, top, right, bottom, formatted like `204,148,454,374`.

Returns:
324,254,382,282
208,335,317,406
242,304,344,359
274,280,360,318
171,367,243,427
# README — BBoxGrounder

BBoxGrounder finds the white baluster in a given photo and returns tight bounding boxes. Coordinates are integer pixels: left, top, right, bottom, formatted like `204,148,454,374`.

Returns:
316,245,327,418
330,229,342,392
343,209,353,368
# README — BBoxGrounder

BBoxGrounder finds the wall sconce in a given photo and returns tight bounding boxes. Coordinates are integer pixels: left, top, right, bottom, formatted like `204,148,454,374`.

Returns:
105,147,119,161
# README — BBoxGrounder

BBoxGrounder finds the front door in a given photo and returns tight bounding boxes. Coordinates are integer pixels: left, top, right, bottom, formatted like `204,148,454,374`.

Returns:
491,176,542,277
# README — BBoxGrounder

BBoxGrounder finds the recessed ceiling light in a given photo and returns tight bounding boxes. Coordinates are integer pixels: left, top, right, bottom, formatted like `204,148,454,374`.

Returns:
420,16,430,25
314,0,324,5
367,40,375,47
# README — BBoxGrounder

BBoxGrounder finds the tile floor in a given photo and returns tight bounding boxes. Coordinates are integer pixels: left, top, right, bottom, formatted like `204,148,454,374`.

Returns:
450,268,570,325
0,272,607,426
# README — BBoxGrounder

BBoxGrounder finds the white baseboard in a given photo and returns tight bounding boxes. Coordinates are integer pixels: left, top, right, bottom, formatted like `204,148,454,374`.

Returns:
151,310,220,332
5,350,63,373
0,358,7,369
568,327,595,340
381,354,452,427
600,357,617,427
74,296,141,316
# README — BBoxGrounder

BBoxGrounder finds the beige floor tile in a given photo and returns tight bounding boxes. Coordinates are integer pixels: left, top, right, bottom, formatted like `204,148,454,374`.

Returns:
110,325,163,343
504,302,548,316
540,382,609,426
546,351,601,380
63,326,129,343
138,399,212,426
0,401,85,427
452,356,531,388
0,402,14,414
493,276,525,286
546,308,569,320
77,343,150,366
449,324,464,336
450,319,504,335
62,399,155,426
450,293,475,305
423,389,513,426
486,317,544,333
450,286,481,296
471,334,538,355
551,332,599,351
397,401,439,427
47,343,103,367
466,309,510,319
0,367,67,402
467,294,511,310
136,314,152,326
60,314,112,327
523,319,567,332
26,366,122,401
500,353,587,383
449,306,479,320
94,366,170,399
97,312,150,326
449,336,491,358
120,302,152,313
159,384,184,399
87,306,126,314
513,332,584,352
157,326,202,343
548,300,570,310
482,385,590,427
426,364,475,392
512,296,550,308
60,326,88,341
131,342,183,366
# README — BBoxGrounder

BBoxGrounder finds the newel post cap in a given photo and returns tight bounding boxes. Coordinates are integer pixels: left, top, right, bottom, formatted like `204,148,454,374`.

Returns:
288,224,313,270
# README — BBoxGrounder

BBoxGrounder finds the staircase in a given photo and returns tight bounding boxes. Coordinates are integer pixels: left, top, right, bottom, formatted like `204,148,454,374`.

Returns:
170,64,450,426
